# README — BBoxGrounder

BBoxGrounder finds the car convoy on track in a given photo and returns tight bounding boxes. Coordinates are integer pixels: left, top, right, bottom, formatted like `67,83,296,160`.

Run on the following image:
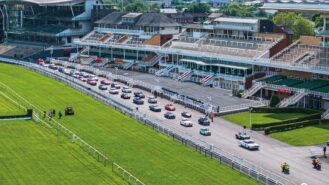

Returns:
50,65,262,149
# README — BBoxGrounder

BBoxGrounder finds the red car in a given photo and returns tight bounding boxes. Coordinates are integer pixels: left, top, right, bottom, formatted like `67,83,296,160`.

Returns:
165,104,176,111
101,80,111,85
87,80,97,86
79,77,88,82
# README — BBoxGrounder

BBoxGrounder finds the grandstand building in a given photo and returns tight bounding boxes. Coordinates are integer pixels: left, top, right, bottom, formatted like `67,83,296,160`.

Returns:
74,14,293,90
0,0,110,45
71,8,329,110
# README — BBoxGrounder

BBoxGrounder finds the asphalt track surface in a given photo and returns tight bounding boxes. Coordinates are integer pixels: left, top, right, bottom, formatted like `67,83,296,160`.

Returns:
55,68,329,185
106,68,253,107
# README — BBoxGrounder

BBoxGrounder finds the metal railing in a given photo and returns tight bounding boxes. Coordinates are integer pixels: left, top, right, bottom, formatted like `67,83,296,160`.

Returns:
112,163,145,185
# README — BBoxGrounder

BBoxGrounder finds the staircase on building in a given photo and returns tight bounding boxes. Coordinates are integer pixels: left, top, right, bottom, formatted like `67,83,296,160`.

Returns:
321,109,329,119
242,82,265,98
201,74,216,86
177,70,193,81
123,61,137,70
155,65,176,77
277,91,307,108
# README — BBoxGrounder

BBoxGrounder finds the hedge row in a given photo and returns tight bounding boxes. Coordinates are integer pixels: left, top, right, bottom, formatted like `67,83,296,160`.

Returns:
251,112,322,130
0,109,32,120
264,119,329,135
251,107,318,114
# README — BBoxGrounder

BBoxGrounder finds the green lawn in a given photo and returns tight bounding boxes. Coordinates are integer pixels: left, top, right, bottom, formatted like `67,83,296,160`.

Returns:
270,124,329,146
0,63,259,185
223,111,310,128
0,94,25,116
0,120,125,185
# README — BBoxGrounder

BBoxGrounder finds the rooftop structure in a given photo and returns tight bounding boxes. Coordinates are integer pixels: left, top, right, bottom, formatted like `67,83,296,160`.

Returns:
0,0,109,45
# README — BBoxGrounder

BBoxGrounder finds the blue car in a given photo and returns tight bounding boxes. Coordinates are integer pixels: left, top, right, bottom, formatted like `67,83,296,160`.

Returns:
134,92,145,98
133,97,144,105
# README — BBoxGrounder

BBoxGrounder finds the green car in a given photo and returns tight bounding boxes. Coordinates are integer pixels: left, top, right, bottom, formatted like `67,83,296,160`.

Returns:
200,128,211,136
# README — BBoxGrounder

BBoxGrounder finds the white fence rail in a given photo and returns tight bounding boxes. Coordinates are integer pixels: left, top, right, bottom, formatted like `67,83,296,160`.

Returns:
0,58,297,185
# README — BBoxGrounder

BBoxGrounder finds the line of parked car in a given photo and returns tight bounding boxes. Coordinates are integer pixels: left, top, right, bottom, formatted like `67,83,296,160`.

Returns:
51,65,215,138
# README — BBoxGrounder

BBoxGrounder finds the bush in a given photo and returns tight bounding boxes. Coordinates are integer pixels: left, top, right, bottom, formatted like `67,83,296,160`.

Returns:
269,94,280,107
251,107,318,114
251,112,321,130
264,119,329,134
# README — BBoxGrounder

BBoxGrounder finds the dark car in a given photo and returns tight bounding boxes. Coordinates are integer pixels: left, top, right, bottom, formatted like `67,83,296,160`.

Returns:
48,64,58,70
58,67,65,73
149,105,162,112
235,132,251,140
65,106,74,115
133,97,144,105
121,93,131,99
98,85,108,90
111,83,121,89
164,112,175,119
181,112,192,118
198,117,210,126
134,92,145,98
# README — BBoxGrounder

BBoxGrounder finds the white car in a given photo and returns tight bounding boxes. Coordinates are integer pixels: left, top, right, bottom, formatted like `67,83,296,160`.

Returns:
122,87,132,93
239,140,259,150
180,119,193,127
109,88,119,94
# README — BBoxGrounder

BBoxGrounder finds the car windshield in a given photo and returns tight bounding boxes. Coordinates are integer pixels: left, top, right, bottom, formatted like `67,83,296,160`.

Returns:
245,140,254,144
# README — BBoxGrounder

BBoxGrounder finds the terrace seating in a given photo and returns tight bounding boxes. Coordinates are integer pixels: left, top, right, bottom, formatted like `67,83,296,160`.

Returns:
126,36,146,45
172,33,276,59
107,34,124,43
272,78,303,86
292,80,329,90
84,31,105,42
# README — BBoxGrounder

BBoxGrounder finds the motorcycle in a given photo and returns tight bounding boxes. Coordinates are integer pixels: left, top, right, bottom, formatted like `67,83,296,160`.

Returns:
312,160,321,170
281,163,290,174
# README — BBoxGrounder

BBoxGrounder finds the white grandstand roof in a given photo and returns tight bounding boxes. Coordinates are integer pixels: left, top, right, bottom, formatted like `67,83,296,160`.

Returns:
214,17,259,24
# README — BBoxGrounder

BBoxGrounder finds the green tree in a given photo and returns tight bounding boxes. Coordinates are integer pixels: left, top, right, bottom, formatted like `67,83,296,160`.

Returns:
148,3,160,13
125,1,147,12
269,94,280,108
187,2,211,13
293,17,315,39
314,16,323,28
273,12,315,39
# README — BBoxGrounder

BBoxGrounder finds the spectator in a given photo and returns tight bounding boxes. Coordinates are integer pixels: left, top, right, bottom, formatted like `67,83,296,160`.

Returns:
324,145,327,158
53,109,56,116
43,111,46,119
49,111,53,121
58,111,62,119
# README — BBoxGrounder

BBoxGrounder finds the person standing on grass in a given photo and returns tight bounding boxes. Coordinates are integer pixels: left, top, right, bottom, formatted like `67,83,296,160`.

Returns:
49,111,53,121
53,109,56,116
58,111,62,119
324,145,327,158
43,111,46,119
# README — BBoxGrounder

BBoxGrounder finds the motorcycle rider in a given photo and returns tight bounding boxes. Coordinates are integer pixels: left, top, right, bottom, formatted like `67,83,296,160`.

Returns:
281,162,289,172
312,158,321,168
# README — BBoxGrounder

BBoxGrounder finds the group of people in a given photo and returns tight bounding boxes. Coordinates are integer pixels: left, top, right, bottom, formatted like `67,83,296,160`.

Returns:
43,109,63,120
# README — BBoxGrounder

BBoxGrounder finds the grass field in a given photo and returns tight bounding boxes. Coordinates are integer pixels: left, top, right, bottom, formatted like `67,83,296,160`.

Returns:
0,120,125,185
269,124,329,146
0,95,25,116
0,63,259,185
222,111,310,128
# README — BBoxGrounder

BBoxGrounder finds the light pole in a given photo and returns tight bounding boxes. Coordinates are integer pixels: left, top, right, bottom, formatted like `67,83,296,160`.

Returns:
249,107,253,128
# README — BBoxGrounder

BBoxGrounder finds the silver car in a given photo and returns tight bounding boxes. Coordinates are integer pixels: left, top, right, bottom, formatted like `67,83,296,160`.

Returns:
239,140,259,150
